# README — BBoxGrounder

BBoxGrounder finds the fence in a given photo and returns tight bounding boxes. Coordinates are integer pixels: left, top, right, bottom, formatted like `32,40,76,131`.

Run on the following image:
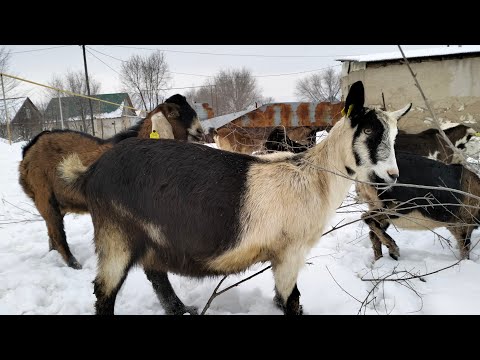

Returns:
0,73,143,144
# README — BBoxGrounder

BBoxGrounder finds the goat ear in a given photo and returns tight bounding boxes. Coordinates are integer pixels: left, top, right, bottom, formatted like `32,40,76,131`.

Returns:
344,81,365,119
167,110,180,118
390,103,412,121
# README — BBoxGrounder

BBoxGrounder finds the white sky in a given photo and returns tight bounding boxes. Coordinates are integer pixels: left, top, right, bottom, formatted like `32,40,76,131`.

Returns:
2,45,448,104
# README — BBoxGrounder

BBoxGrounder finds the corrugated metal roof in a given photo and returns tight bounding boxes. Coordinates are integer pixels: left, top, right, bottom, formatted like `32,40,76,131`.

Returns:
201,109,252,130
336,46,480,63
200,101,344,130
0,97,27,124
235,102,343,128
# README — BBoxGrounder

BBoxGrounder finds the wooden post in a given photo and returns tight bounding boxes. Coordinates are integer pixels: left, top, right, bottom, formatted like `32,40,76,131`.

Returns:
1,74,12,145
58,91,64,129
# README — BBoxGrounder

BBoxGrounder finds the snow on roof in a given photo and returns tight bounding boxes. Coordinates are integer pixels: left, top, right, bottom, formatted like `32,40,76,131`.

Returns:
200,108,252,130
67,100,125,121
336,46,480,63
0,97,27,124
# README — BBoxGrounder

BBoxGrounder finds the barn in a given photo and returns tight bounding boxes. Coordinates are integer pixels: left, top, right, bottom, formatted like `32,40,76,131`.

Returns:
336,46,480,133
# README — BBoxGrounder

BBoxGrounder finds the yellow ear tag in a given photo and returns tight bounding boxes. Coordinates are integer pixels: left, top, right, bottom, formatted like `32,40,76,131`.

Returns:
475,132,480,137
341,104,354,117
150,130,160,139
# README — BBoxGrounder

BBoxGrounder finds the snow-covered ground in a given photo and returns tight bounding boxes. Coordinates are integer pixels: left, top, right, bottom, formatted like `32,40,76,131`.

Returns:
1,139,480,315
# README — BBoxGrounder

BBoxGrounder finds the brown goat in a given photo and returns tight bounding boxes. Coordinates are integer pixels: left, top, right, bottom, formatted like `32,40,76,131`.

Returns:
263,127,317,154
285,126,319,146
19,96,203,269
212,126,318,155
213,127,266,154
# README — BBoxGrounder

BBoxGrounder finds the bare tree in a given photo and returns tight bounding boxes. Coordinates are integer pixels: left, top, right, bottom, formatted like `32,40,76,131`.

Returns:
120,50,171,112
42,70,101,133
185,68,273,116
295,68,341,103
0,46,20,96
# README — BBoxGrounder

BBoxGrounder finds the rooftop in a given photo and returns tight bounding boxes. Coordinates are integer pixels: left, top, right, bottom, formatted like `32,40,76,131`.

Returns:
336,46,480,63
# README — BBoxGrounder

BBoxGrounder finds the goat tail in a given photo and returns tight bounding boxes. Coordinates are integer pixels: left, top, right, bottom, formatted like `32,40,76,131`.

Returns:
57,153,89,195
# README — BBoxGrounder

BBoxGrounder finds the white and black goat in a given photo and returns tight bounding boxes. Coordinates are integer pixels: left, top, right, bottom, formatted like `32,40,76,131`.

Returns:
358,151,480,261
396,125,476,164
59,81,410,315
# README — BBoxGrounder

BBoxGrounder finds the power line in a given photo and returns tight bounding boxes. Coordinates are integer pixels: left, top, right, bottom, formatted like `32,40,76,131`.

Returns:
0,72,138,111
84,48,214,92
86,47,125,62
161,85,215,90
87,47,212,77
10,45,74,54
85,48,122,76
169,72,212,78
108,45,367,58
88,46,341,79
255,64,342,77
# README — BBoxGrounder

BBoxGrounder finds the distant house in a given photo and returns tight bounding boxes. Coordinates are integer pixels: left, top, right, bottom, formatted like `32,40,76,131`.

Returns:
44,93,140,138
0,97,43,141
336,45,480,133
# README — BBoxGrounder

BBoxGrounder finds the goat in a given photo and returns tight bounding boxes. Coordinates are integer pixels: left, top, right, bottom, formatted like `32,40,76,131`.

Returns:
213,127,266,154
18,94,203,269
263,127,316,153
59,81,410,315
281,126,319,146
357,151,480,261
396,125,476,164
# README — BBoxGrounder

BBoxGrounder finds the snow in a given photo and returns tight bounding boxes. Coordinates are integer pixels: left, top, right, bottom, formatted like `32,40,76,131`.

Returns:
2,139,480,315
66,101,127,122
336,45,480,63
90,101,124,120
316,130,329,144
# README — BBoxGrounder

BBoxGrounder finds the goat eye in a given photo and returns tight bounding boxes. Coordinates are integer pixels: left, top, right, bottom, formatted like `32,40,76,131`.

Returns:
363,128,372,135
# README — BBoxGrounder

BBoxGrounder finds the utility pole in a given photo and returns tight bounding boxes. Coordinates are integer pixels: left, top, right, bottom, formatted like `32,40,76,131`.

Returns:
210,85,214,112
81,45,96,136
215,85,218,116
58,90,64,129
1,74,12,145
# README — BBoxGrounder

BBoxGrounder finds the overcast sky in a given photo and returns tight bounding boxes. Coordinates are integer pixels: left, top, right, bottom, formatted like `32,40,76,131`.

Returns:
2,45,446,104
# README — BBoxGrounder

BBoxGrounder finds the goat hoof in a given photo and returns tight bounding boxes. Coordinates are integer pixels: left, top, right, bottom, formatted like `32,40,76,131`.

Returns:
67,257,82,270
182,306,199,315
274,296,303,315
273,294,283,310
284,304,303,315
168,305,198,315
